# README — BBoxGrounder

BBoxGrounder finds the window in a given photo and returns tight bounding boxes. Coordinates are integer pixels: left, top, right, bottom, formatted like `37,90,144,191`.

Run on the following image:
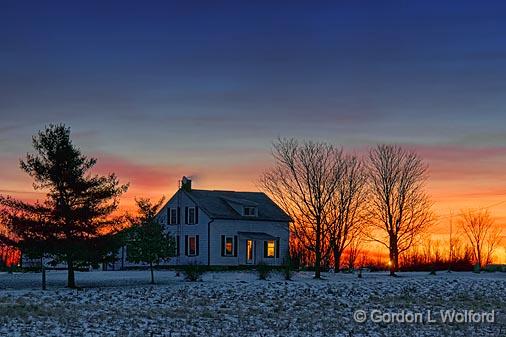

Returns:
221,235,237,257
246,240,254,263
188,236,197,256
225,236,234,256
188,207,196,224
169,208,177,225
266,240,275,258
243,206,256,216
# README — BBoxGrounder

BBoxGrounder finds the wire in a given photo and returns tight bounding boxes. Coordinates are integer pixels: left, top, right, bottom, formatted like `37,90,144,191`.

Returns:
437,200,506,220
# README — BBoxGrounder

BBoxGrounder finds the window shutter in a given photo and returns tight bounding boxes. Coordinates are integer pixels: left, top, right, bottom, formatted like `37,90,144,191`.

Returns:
233,236,238,257
196,235,200,256
195,206,199,224
177,207,181,224
221,235,225,256
184,235,188,256
184,207,188,224
176,235,180,256
276,239,280,258
264,241,268,258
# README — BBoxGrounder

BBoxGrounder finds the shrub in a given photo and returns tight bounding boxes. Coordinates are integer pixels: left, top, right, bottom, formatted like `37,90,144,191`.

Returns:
182,263,205,282
256,262,272,280
281,256,293,281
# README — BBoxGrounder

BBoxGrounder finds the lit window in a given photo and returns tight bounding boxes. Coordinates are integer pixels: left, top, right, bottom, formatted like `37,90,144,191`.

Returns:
170,208,177,225
267,240,275,257
188,236,197,256
188,207,196,224
246,240,254,263
243,207,256,216
225,236,234,256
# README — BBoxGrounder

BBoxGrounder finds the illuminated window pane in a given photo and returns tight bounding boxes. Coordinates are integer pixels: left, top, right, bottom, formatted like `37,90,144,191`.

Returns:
246,240,253,262
189,236,196,256
267,240,275,257
225,237,233,255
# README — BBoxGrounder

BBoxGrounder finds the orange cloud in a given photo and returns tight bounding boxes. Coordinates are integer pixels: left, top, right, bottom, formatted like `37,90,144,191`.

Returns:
1,145,504,263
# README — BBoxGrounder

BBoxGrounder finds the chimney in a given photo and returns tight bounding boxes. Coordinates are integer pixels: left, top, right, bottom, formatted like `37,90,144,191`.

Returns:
181,176,192,191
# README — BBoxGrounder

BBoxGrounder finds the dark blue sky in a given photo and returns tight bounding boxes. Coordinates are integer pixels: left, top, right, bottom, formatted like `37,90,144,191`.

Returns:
2,1,506,201
3,1,506,260
2,2,506,149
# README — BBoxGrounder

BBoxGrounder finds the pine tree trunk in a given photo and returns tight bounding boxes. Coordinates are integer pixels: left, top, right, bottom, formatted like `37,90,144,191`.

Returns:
150,261,155,284
67,259,76,288
42,263,46,290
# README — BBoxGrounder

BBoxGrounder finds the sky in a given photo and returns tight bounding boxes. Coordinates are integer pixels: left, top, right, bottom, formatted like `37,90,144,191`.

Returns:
1,1,506,261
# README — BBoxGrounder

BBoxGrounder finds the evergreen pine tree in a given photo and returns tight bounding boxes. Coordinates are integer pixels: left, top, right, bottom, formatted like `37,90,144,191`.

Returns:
126,197,176,284
0,124,128,288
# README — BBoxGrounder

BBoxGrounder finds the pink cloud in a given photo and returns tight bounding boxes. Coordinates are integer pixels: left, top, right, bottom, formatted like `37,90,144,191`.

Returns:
401,145,506,181
92,153,184,191
413,145,506,161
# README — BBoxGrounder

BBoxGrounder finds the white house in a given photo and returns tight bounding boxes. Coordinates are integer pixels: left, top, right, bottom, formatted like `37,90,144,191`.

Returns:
113,177,291,269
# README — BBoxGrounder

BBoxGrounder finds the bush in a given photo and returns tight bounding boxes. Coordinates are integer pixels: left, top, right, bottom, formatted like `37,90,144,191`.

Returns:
257,262,272,280
484,264,506,272
182,263,205,282
281,256,293,280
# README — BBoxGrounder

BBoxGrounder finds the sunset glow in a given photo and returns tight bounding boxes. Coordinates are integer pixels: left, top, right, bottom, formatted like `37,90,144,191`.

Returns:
1,1,505,264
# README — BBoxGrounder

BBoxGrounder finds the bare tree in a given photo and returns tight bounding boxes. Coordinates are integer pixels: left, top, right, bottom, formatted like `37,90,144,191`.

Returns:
260,138,342,278
458,209,502,270
345,233,363,270
327,155,367,272
366,145,433,276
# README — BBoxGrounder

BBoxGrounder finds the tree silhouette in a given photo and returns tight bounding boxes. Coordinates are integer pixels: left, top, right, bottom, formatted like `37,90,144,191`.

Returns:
327,154,367,272
366,145,433,276
261,138,342,279
125,197,176,284
0,124,128,288
458,209,502,271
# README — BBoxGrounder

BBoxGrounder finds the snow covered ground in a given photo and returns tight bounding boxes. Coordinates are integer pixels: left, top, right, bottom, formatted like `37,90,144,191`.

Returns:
0,270,504,337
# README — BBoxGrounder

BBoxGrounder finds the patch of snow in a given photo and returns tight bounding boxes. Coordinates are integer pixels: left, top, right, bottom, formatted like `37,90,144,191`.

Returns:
0,270,504,336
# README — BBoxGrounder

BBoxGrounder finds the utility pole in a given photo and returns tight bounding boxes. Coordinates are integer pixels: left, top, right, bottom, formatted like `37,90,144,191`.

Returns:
448,211,453,273
41,256,46,290
175,179,181,277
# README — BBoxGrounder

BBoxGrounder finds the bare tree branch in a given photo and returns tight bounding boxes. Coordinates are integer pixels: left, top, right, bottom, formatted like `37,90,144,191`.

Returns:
366,145,433,275
260,138,342,278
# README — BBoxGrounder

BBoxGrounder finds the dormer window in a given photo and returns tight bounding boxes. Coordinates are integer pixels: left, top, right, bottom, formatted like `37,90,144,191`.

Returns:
243,206,257,216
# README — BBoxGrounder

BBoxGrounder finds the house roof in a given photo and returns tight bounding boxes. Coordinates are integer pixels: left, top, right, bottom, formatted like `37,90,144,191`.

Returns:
184,189,291,222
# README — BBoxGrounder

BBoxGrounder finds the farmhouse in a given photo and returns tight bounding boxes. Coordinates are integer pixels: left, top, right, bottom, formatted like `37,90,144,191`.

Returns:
116,177,291,268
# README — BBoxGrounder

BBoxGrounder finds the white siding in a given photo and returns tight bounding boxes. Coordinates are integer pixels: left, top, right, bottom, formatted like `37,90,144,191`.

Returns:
157,190,211,266
116,189,290,268
209,219,289,266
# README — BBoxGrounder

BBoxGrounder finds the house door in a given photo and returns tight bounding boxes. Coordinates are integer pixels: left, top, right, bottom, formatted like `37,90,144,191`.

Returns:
246,240,254,264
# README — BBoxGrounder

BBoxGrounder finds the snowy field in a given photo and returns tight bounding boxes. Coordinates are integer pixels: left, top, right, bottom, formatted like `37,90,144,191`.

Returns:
0,270,504,337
